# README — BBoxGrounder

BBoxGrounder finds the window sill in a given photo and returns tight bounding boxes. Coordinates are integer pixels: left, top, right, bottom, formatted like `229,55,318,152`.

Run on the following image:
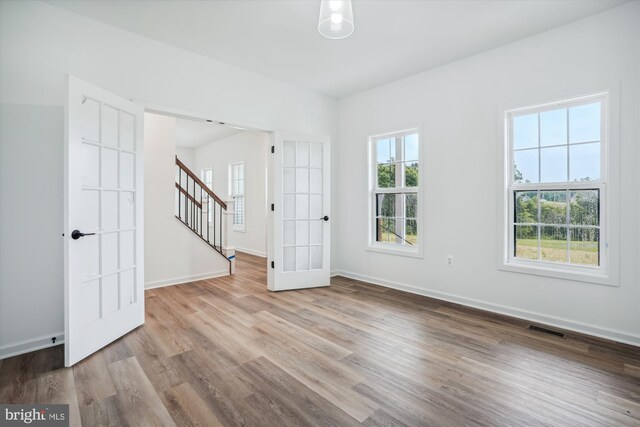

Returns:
233,227,246,233
499,260,616,286
366,243,423,259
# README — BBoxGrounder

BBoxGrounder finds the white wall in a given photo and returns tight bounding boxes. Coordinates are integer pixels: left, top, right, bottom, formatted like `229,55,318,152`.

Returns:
175,146,195,171
144,113,230,288
334,2,640,345
0,0,336,358
194,131,270,257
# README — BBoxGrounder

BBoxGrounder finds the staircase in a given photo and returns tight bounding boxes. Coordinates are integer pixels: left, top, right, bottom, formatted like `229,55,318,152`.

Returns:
175,156,235,274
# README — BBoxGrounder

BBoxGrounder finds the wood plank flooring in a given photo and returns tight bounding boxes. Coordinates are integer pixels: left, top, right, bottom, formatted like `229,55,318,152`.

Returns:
1,252,639,426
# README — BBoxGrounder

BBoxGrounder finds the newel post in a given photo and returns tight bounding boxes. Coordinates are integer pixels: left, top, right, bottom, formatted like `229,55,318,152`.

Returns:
222,199,236,274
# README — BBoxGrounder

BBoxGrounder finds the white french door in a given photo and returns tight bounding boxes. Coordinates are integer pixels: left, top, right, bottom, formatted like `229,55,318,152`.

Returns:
268,132,331,291
64,76,144,366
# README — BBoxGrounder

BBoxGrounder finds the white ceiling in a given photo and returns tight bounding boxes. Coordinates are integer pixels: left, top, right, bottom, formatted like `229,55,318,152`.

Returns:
175,117,244,148
46,0,627,97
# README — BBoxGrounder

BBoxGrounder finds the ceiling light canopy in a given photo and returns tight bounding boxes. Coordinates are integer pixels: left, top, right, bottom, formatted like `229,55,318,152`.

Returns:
318,0,354,39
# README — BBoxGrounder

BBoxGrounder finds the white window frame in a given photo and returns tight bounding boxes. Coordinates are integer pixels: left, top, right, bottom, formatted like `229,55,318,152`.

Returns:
501,92,615,285
229,161,245,232
367,128,423,258
201,167,213,224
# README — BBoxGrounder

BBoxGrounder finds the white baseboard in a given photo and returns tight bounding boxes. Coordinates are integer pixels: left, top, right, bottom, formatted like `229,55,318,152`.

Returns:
0,332,64,360
235,247,267,258
331,269,640,347
145,269,229,290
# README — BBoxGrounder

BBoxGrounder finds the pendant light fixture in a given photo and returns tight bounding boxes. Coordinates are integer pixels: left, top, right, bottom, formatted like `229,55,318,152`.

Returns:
318,0,354,39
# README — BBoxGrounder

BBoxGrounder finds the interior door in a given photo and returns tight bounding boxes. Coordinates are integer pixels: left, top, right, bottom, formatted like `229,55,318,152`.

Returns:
268,132,330,291
64,75,144,366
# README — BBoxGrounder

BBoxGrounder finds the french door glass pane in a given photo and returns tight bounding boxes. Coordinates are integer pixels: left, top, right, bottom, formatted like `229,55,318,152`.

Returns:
283,141,296,166
540,226,568,263
296,142,309,167
283,220,295,245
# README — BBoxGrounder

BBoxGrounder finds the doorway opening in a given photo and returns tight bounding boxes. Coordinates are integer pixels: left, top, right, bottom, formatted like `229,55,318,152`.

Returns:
143,110,271,289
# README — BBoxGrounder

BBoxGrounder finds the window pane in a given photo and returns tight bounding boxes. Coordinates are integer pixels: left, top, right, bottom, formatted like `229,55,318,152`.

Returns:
540,191,567,224
405,220,417,246
376,193,397,217
540,226,568,263
514,149,539,183
377,163,395,188
513,113,538,150
515,225,538,260
376,138,394,163
234,196,244,226
405,193,417,219
569,142,600,182
404,134,419,161
569,102,600,144
570,228,599,266
540,108,567,147
515,191,538,223
540,146,567,183
570,190,599,226
376,218,396,243
404,162,418,187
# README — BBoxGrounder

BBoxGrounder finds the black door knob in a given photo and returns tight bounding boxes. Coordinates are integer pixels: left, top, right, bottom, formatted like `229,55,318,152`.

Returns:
71,229,96,240
321,215,329,221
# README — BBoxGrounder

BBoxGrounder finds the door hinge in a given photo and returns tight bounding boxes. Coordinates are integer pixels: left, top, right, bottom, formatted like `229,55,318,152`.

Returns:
271,203,274,211
271,145,274,154
271,261,274,269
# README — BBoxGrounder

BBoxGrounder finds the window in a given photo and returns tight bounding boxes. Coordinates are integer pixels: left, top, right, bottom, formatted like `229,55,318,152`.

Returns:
229,162,245,231
506,93,607,277
201,168,213,223
369,129,420,255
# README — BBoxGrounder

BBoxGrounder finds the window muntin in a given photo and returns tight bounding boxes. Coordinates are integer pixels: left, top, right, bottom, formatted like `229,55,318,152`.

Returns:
230,162,245,230
508,94,605,270
370,130,419,250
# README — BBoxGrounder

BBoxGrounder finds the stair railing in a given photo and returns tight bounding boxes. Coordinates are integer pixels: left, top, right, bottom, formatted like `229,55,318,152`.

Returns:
175,156,233,272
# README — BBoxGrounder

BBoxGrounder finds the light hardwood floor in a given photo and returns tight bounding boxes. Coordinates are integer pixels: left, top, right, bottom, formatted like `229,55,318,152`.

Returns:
1,252,639,426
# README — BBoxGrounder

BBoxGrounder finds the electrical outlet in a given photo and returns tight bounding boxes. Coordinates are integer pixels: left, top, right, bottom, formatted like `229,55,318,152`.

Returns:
446,255,454,266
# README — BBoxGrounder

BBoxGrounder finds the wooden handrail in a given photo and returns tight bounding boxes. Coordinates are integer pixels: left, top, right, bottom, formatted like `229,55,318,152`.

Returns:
175,156,227,210
175,183,202,209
